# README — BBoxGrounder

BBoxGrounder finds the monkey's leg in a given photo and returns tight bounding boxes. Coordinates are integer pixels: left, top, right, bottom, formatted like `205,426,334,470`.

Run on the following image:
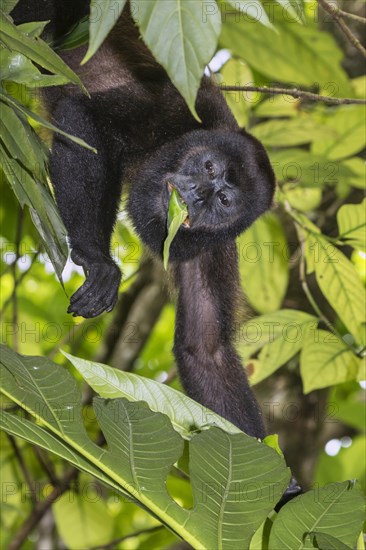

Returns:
50,95,123,318
173,242,266,438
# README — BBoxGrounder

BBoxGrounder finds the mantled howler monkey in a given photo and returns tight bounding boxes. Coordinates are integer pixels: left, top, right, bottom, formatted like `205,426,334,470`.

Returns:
11,1,275,440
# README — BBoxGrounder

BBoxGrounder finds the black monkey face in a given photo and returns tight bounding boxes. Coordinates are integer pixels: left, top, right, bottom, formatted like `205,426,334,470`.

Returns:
128,129,275,262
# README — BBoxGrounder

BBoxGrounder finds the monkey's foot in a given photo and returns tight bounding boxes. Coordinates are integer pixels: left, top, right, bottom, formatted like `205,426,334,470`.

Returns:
68,253,121,318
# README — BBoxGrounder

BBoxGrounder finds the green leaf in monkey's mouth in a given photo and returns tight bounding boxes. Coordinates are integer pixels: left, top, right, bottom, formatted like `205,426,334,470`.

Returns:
163,184,190,270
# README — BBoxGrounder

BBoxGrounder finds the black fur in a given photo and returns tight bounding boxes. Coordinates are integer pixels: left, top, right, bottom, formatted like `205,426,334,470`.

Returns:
12,2,275,440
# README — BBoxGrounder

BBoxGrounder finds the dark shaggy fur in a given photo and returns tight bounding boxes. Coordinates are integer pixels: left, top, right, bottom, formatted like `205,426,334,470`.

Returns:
12,1,275,439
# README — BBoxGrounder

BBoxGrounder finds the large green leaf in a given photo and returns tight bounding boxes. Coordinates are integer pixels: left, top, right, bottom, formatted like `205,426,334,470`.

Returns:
236,310,317,385
133,0,221,118
0,346,290,549
305,235,366,345
311,106,366,161
337,199,366,251
82,0,127,64
238,213,289,313
300,330,361,393
269,481,365,550
251,118,332,147
0,10,87,93
220,14,351,94
53,492,114,549
63,352,241,438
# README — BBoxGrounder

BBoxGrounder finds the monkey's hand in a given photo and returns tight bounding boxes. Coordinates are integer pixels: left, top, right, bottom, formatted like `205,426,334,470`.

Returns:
68,250,121,318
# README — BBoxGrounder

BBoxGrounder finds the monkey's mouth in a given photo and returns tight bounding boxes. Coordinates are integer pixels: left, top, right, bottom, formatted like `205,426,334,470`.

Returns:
167,182,190,228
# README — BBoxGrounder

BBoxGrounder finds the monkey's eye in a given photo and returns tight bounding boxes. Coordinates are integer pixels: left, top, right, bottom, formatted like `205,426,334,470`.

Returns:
205,160,215,178
217,191,231,207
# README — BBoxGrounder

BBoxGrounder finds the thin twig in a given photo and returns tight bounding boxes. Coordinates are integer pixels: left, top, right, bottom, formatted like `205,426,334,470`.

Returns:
89,525,164,550
336,8,366,25
10,208,24,351
7,435,37,505
318,0,366,58
219,85,366,104
1,248,41,317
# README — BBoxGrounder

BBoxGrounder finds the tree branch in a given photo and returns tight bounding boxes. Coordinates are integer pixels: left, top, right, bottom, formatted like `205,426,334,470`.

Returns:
318,0,366,58
219,85,366,104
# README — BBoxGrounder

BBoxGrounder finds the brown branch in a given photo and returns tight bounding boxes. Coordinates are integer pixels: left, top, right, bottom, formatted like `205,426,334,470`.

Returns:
8,468,79,550
219,85,366,104
1,247,40,318
318,0,366,58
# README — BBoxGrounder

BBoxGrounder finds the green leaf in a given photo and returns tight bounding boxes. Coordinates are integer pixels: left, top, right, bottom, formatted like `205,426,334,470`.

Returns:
269,481,365,550
310,533,352,550
18,20,50,38
251,117,333,147
0,412,126,496
269,149,356,189
238,213,289,313
282,185,322,212
340,158,366,190
0,49,69,86
337,199,366,251
236,310,317,385
221,58,252,127
255,95,300,118
163,187,189,270
220,15,351,94
57,16,89,51
300,330,361,393
63,352,241,438
0,0,18,14
1,91,97,152
263,435,283,457
305,235,366,345
1,346,290,548
275,0,303,23
133,0,221,119
53,492,114,549
311,106,366,161
82,0,127,64
227,0,274,28
184,428,290,549
0,11,87,93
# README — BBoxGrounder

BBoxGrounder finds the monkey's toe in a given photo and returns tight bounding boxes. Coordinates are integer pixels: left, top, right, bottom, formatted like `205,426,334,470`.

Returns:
68,262,121,318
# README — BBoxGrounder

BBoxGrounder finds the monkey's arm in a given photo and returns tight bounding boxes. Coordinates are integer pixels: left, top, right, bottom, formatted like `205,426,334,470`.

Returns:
173,242,266,438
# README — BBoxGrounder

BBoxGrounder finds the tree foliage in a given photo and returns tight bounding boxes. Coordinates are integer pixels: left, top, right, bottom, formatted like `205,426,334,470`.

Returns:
0,0,365,548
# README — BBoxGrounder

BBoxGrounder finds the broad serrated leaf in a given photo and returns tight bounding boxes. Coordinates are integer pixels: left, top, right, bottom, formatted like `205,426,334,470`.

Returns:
269,481,365,550
337,199,366,251
185,428,290,549
1,346,290,549
0,11,87,93
82,0,127,64
300,330,361,393
163,188,188,270
238,213,289,313
133,0,221,119
305,235,366,345
227,0,273,28
63,352,241,438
